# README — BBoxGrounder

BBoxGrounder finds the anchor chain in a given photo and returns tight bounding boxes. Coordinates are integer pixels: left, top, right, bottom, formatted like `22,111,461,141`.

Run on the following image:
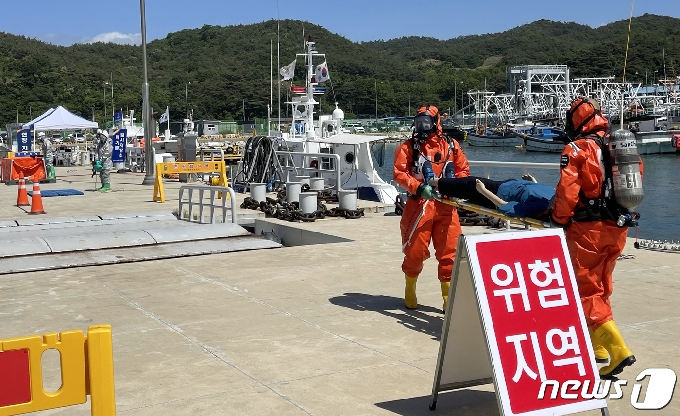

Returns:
391,202,507,228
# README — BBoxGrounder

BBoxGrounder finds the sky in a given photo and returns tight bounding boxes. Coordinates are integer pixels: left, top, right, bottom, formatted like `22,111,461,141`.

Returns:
2,0,679,46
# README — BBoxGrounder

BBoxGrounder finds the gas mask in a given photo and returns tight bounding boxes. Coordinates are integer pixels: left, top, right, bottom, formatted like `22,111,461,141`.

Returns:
413,112,435,140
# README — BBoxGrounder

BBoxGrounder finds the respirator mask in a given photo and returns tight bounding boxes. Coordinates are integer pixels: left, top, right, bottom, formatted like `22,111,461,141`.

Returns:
413,113,435,140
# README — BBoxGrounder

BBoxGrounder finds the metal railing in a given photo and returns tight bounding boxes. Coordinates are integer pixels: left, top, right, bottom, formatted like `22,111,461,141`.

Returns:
178,185,238,224
469,160,560,179
275,151,342,191
200,148,225,162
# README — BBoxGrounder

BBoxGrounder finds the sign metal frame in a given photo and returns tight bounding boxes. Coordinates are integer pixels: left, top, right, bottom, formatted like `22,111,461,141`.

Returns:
430,229,609,416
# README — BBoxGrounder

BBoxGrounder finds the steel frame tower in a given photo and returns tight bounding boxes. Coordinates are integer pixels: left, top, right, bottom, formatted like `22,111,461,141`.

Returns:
508,65,571,120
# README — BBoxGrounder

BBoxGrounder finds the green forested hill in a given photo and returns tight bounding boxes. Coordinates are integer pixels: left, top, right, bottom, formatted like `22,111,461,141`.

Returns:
0,14,678,126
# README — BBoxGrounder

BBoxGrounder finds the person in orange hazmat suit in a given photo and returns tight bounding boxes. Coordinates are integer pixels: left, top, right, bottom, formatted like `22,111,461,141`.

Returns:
393,105,470,311
551,97,643,378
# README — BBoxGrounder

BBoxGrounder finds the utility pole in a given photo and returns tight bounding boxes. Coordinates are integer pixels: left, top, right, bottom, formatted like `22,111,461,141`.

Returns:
454,81,457,114
140,0,155,185
103,83,107,126
461,84,465,125
111,73,114,126
185,82,191,118
374,80,377,124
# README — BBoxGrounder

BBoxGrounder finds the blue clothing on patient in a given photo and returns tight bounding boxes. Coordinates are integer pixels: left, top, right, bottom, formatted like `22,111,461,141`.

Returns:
496,180,555,217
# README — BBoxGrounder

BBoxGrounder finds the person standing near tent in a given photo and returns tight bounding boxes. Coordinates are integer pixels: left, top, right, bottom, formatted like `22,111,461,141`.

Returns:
95,129,112,192
39,132,55,180
393,105,470,311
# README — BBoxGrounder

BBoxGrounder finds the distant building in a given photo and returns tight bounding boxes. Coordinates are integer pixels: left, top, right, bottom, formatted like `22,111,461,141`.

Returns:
169,122,184,136
240,120,255,134
195,120,221,137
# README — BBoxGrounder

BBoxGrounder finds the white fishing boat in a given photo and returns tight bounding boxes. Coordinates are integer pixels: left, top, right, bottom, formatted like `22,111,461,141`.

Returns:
108,111,144,140
273,38,399,204
630,118,680,154
634,130,680,154
466,130,521,147
514,126,567,153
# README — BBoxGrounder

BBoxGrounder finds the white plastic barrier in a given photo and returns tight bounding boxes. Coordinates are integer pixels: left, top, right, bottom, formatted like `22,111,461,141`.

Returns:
178,185,238,224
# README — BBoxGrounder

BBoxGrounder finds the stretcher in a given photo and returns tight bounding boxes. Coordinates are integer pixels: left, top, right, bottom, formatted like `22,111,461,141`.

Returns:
434,195,551,229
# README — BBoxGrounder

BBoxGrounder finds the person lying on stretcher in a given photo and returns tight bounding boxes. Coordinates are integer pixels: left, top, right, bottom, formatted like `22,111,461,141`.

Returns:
429,174,555,220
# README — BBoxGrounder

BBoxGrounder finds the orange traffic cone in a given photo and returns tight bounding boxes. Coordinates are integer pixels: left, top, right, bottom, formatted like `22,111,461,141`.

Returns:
28,181,46,215
16,177,30,206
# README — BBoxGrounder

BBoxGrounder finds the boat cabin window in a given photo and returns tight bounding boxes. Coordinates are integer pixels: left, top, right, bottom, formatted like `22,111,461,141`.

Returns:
320,147,335,170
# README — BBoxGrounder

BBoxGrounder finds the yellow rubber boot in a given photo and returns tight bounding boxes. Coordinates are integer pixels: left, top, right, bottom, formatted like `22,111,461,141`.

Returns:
404,275,418,309
441,281,451,312
593,321,636,378
589,329,609,364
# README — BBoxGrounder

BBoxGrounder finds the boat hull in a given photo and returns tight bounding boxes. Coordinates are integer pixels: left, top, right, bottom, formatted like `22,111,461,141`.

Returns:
523,137,566,153
466,134,521,147
279,137,400,206
634,131,680,155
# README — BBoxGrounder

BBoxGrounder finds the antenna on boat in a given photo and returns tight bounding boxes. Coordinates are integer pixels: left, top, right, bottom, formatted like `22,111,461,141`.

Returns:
277,0,281,135
620,0,635,129
270,39,273,135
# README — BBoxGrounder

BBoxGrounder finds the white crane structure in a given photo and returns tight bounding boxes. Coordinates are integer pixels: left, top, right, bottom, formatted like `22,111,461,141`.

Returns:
459,66,680,129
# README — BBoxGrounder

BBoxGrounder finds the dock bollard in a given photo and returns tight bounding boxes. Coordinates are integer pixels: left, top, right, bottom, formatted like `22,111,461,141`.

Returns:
295,175,310,187
286,182,302,204
299,192,317,214
338,190,357,211
250,183,267,202
309,177,325,191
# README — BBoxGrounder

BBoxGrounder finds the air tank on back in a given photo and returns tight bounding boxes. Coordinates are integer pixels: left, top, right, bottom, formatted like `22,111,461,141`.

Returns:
608,128,643,211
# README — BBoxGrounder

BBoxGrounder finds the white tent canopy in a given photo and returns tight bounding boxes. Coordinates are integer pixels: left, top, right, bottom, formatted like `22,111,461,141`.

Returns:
22,106,98,131
24,108,54,128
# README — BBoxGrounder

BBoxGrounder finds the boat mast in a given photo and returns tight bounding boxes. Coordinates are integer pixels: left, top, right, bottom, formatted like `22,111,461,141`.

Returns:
306,37,315,139
277,1,280,136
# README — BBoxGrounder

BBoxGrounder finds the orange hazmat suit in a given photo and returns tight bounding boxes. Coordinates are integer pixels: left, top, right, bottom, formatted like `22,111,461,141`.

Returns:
552,130,643,330
393,108,470,282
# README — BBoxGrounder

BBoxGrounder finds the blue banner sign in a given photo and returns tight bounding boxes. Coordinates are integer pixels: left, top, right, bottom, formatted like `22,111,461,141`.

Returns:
114,110,123,124
313,86,326,95
111,129,127,163
17,129,32,152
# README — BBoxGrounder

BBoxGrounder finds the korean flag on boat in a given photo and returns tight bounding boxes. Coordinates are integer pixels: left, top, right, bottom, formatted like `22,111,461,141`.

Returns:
158,107,169,124
315,61,330,82
280,59,296,81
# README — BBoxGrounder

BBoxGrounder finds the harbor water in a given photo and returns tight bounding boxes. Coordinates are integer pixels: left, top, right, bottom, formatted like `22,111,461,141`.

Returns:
376,142,680,242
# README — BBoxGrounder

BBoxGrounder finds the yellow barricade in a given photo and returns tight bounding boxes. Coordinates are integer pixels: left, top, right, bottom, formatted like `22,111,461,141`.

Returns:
0,325,115,416
153,160,228,202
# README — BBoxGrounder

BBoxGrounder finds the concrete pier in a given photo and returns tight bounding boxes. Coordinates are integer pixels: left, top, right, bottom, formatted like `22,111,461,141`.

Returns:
0,166,678,415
